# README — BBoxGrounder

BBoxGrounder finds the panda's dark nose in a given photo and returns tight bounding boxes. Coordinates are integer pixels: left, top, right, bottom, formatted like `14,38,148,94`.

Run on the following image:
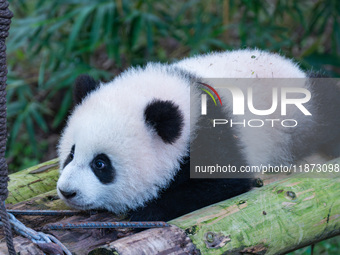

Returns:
59,188,77,199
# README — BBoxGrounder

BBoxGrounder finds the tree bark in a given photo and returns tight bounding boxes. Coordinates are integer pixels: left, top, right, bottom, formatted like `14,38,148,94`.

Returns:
169,171,340,254
88,225,200,255
6,158,59,204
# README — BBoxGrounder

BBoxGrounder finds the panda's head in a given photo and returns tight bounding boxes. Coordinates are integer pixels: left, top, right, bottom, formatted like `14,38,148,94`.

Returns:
57,66,192,213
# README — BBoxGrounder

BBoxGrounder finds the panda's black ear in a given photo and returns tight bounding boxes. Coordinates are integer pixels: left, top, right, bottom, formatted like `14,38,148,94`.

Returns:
73,74,100,105
144,100,184,144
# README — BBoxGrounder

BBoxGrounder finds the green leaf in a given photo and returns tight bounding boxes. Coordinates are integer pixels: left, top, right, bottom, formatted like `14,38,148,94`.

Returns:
25,115,38,155
90,4,107,50
38,53,46,88
10,112,26,149
7,101,26,118
52,90,72,128
31,106,49,133
67,5,96,52
129,14,143,49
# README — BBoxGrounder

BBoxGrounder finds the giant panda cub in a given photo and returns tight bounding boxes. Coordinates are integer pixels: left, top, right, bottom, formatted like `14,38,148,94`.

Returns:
57,49,340,221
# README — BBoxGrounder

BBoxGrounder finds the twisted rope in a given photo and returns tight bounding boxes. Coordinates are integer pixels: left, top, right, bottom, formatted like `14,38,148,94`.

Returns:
0,0,14,254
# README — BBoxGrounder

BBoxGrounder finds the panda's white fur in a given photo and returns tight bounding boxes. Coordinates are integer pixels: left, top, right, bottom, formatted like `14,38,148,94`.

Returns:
172,49,307,166
58,65,194,213
174,49,306,78
57,49,338,220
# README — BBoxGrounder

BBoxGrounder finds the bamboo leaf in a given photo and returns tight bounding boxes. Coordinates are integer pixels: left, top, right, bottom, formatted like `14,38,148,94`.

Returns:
52,91,72,128
31,106,49,133
67,5,96,52
129,14,143,49
25,115,37,155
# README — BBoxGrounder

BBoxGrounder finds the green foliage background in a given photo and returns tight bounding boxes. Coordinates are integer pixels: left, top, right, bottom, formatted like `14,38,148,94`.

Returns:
5,0,340,253
7,0,340,170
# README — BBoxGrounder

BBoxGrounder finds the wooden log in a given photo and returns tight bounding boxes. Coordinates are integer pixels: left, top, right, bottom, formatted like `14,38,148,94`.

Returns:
7,190,70,228
0,236,44,255
6,158,60,204
5,190,130,254
170,172,340,254
88,225,200,255
45,213,130,255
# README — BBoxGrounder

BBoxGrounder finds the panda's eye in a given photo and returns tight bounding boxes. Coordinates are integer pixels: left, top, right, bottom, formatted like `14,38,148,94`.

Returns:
94,159,106,169
69,145,75,160
90,154,115,184
63,144,75,169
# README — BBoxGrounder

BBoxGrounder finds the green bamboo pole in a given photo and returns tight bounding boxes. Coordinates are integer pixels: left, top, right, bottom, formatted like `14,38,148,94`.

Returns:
170,167,340,254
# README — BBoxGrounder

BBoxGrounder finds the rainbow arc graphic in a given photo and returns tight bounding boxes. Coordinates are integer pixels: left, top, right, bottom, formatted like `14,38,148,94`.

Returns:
199,82,222,106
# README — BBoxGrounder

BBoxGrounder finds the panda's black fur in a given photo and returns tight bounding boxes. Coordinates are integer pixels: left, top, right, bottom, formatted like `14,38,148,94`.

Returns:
57,50,340,221
144,99,184,144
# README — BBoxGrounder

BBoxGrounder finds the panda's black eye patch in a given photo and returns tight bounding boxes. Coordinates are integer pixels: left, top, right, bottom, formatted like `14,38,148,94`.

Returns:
90,154,115,184
63,145,75,169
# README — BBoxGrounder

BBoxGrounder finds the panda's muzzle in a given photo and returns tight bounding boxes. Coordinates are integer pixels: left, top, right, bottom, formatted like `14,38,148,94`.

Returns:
59,188,77,199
